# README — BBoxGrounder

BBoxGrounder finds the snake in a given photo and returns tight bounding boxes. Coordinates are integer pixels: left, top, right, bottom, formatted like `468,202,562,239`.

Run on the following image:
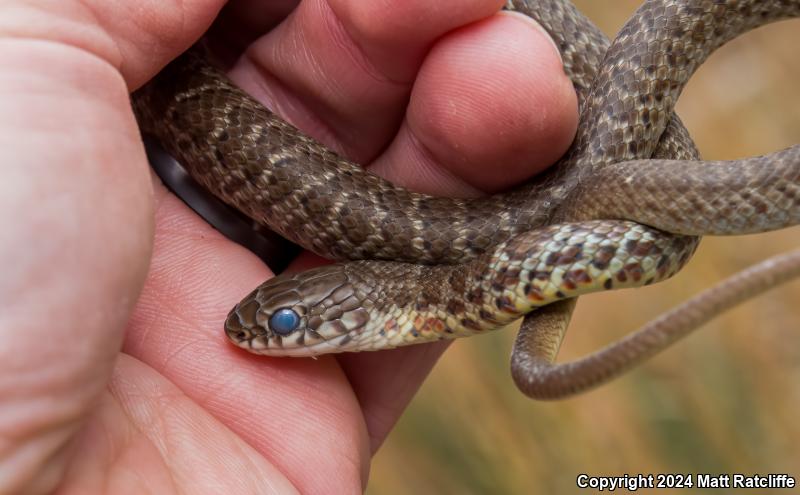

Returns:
132,0,800,399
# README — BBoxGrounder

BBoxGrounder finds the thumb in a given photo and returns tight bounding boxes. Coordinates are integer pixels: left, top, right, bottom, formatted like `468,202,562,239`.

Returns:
0,38,151,494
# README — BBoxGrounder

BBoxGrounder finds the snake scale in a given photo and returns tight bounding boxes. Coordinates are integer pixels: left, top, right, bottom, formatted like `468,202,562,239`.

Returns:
133,0,800,398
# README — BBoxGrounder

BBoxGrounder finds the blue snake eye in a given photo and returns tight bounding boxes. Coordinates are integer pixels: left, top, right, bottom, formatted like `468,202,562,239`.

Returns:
269,308,301,335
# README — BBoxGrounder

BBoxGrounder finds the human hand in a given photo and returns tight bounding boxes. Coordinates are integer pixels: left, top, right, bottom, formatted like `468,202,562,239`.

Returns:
0,0,577,492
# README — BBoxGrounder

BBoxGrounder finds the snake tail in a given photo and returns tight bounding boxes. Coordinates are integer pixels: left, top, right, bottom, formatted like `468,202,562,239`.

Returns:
510,248,800,399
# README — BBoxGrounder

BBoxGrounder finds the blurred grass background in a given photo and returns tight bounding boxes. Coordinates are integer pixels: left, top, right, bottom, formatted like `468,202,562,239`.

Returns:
368,2,800,494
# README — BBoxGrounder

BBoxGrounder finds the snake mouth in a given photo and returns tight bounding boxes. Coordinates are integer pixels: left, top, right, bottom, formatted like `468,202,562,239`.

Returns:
225,327,358,357
223,309,360,356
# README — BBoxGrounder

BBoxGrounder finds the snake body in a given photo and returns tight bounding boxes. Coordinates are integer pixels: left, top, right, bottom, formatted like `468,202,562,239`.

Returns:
133,0,800,386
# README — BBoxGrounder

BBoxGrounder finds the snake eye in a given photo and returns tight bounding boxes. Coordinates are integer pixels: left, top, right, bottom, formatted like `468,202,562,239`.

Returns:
269,308,301,335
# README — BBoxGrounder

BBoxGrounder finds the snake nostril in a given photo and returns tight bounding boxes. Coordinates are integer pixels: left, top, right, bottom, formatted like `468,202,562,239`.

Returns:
269,308,301,336
224,312,249,341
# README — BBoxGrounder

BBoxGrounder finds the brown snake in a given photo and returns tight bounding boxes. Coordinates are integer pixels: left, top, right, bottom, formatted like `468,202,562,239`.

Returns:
132,0,800,399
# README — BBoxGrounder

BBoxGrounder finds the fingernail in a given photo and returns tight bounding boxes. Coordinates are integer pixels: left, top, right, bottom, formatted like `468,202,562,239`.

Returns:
498,10,564,64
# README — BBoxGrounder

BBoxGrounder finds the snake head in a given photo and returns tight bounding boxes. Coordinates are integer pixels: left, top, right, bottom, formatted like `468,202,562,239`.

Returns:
224,264,371,356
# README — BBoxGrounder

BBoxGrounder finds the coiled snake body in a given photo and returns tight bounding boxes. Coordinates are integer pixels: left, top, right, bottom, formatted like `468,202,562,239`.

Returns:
133,0,800,398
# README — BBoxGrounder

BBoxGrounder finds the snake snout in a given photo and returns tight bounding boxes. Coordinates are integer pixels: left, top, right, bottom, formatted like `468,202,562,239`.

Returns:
224,264,371,356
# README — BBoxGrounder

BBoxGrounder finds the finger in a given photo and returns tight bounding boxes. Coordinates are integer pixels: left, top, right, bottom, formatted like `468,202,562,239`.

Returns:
0,38,152,493
369,12,578,195
338,343,451,453
228,0,506,162
125,183,372,493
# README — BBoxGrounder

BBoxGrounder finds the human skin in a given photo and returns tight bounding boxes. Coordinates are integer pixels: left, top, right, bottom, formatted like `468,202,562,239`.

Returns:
0,0,577,493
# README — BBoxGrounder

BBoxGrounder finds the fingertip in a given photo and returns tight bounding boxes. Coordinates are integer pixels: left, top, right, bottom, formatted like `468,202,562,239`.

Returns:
374,11,578,194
